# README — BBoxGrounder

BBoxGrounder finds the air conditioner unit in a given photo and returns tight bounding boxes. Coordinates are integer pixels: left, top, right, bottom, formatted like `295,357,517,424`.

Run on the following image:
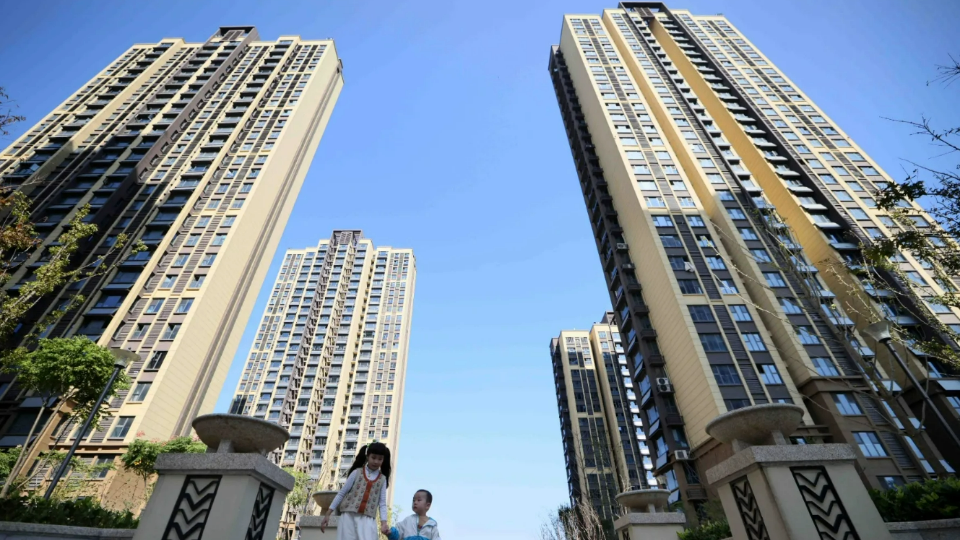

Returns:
656,378,674,393
674,450,690,461
623,263,636,270
616,243,629,250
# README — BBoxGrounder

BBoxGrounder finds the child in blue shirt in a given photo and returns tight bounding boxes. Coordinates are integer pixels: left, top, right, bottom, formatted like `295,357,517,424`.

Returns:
388,489,441,540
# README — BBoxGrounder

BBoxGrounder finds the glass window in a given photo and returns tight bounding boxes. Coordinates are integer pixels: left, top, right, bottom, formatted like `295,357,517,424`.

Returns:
111,417,135,438
812,357,839,376
689,305,714,322
144,298,164,314
700,334,728,352
764,272,786,287
853,432,887,457
759,364,782,384
833,393,863,415
729,305,752,321
743,333,767,351
678,279,703,294
796,326,820,344
130,382,152,402
711,364,741,384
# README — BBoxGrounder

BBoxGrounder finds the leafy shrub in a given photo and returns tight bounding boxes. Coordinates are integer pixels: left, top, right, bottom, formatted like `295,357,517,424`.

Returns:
677,519,731,540
870,477,960,522
0,494,138,528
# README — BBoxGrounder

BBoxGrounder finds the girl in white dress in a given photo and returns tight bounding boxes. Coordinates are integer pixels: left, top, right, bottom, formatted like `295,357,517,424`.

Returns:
320,442,392,540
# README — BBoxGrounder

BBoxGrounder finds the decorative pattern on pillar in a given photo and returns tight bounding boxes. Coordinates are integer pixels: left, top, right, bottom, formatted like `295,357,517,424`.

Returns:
245,482,277,540
731,476,770,540
791,466,861,540
162,475,222,540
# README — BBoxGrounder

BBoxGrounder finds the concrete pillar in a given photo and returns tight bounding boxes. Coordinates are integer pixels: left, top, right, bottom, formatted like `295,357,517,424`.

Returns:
133,414,294,540
614,489,686,540
705,404,892,540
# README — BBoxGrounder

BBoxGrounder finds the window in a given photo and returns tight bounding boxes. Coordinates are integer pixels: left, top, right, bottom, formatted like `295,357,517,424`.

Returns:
162,323,181,340
660,235,683,248
764,272,786,287
728,208,746,219
739,228,758,240
222,216,236,227
700,334,727,352
707,256,726,270
185,234,200,247
175,298,194,314
669,256,689,270
172,254,189,267
879,476,905,490
146,351,166,370
743,333,767,351
725,399,751,411
678,279,703,294
212,233,228,246
718,279,738,294
130,323,150,339
905,271,927,286
130,382,152,402
853,432,887,457
689,305,714,322
718,190,734,201
687,216,705,227
812,357,839,376
189,275,206,288
646,197,665,208
144,298,164,314
160,275,177,288
111,417,135,438
679,197,695,208
711,365,741,385
653,216,673,227
796,326,820,344
730,305,752,321
751,249,771,263
833,393,862,415
201,254,217,266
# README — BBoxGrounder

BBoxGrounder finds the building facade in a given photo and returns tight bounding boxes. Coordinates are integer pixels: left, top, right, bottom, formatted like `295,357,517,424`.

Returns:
549,2,959,513
551,313,652,522
229,231,414,528
0,26,343,503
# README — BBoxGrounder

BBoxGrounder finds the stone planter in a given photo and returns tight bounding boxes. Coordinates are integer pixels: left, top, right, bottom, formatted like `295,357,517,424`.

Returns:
192,413,289,454
616,489,671,513
705,403,804,450
312,490,339,513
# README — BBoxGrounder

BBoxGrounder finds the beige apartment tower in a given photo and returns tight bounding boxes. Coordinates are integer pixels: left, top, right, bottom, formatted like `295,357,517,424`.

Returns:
230,231,414,533
0,26,343,503
551,313,654,522
550,2,959,515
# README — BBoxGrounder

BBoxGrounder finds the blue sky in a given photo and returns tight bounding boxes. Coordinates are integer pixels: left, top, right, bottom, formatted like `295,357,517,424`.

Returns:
3,0,959,538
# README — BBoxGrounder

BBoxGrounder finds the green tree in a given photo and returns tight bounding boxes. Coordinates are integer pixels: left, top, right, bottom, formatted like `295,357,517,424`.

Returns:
283,466,312,510
119,436,206,497
858,56,960,368
0,337,130,497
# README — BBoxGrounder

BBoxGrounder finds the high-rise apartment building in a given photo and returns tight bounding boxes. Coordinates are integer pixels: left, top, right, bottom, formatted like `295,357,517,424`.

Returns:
229,231,414,528
0,27,343,502
550,2,959,512
550,313,652,521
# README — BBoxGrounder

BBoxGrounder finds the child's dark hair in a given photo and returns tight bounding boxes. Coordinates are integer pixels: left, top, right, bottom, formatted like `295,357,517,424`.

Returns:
347,442,392,486
416,489,433,504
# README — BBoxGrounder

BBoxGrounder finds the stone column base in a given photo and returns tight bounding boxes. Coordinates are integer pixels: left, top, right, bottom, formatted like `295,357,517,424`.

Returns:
133,453,294,540
614,512,686,540
300,515,338,540
707,444,892,540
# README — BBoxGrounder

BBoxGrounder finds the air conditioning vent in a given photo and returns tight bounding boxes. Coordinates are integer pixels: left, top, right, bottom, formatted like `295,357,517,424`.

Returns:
674,449,690,461
616,243,629,250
